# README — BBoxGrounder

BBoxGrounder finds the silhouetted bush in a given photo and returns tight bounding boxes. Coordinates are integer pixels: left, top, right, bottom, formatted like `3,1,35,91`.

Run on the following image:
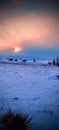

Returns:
0,110,32,130
56,56,59,66
53,56,59,66
53,58,55,65
22,59,27,62
9,58,13,61
48,62,52,65
56,75,59,79
15,59,17,61
33,58,36,62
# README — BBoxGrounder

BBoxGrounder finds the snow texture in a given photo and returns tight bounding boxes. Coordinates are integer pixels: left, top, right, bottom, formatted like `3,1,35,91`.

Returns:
0,61,59,130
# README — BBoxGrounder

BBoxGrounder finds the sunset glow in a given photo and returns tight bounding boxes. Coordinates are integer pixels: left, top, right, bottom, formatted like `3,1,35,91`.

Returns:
0,0,59,54
0,12,59,52
14,47,23,53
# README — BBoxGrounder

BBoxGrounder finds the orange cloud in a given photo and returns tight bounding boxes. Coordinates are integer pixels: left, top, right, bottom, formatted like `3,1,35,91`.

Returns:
0,12,59,52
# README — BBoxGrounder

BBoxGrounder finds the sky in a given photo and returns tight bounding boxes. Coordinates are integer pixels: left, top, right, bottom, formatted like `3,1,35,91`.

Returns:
0,0,59,58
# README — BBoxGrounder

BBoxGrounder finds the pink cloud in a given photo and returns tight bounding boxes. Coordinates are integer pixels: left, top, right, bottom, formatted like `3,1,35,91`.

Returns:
0,12,59,52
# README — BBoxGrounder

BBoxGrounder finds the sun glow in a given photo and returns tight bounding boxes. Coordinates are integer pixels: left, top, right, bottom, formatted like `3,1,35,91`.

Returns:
14,47,23,53
0,12,59,53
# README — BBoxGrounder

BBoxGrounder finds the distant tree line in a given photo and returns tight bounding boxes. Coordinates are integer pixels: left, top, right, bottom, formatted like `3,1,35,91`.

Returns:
53,56,59,66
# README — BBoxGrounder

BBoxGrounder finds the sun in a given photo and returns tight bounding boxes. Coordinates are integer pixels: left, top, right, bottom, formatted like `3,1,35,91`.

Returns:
14,47,23,53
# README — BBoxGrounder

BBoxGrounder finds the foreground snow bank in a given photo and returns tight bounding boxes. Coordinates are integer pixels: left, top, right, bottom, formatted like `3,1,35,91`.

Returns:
0,63,59,130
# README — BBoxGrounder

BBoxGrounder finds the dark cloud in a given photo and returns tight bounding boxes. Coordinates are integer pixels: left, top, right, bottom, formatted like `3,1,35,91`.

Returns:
0,0,24,5
0,0,59,22
0,0,59,12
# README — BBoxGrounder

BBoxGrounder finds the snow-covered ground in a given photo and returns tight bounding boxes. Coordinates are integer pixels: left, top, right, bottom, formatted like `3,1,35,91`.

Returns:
0,58,52,65
0,61,59,130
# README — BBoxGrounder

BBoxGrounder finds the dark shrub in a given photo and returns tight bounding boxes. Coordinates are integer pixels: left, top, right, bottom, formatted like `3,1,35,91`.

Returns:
53,58,55,65
33,59,36,62
15,59,18,61
53,56,59,66
0,110,32,130
48,62,52,65
9,59,13,61
56,75,59,79
56,56,59,66
22,59,27,62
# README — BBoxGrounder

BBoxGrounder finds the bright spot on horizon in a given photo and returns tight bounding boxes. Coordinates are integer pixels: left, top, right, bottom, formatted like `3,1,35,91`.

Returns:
14,47,23,53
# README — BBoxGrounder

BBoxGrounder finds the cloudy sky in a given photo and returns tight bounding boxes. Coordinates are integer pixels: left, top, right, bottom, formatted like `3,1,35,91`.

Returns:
0,0,59,58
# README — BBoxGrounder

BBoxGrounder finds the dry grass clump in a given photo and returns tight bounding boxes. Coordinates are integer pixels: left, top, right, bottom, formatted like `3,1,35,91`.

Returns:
0,110,32,130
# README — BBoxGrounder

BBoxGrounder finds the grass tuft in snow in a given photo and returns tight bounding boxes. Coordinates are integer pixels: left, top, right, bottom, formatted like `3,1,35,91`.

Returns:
0,110,32,130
